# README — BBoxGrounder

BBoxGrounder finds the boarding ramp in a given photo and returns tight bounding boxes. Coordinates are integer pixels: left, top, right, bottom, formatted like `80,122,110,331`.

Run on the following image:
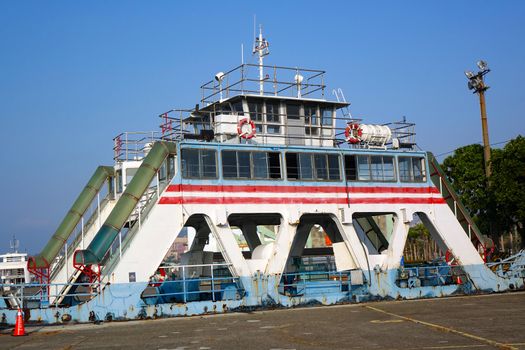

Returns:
27,166,114,282
68,141,177,290
427,152,490,254
47,197,116,305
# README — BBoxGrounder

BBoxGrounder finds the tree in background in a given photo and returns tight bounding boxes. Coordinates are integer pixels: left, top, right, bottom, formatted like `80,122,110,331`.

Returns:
442,136,525,244
490,136,525,243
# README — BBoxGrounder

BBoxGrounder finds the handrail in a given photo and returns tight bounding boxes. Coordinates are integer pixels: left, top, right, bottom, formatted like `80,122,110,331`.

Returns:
74,142,177,266
102,165,176,277
28,166,114,271
427,152,486,246
49,195,111,281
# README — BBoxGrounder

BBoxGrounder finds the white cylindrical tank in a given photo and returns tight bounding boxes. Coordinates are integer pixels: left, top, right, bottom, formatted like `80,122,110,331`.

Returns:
359,124,392,146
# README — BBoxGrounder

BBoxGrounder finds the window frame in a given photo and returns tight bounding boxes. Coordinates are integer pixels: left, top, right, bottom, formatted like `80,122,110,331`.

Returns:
344,154,397,183
221,149,283,181
398,156,427,183
181,147,218,179
304,104,320,136
285,152,342,182
265,101,282,135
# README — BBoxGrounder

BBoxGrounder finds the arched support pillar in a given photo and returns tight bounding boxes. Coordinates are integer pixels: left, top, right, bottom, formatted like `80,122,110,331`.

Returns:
204,215,251,278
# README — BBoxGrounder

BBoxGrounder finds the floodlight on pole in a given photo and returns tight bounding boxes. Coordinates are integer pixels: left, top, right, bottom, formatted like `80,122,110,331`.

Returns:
465,60,491,178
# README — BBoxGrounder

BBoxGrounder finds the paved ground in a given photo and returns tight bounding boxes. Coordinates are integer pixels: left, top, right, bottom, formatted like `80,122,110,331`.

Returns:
1,292,524,350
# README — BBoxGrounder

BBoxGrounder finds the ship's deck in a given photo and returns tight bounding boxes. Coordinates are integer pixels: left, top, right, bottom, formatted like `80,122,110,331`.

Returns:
2,292,524,349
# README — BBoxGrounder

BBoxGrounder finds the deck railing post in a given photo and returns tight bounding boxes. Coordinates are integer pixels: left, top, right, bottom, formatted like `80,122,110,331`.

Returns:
119,232,122,259
156,172,160,199
138,201,142,229
182,266,187,303
97,192,101,229
81,216,85,249
211,265,215,302
65,243,68,280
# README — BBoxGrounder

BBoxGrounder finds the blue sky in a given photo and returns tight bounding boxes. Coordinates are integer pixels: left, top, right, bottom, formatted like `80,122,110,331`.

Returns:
0,1,524,253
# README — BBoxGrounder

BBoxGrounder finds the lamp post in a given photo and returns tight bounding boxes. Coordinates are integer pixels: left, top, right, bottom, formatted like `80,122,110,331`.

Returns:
465,60,491,178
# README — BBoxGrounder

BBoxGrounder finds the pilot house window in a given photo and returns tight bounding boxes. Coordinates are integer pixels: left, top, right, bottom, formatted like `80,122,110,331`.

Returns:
304,104,319,135
248,100,263,133
286,103,301,120
321,108,333,126
265,102,281,134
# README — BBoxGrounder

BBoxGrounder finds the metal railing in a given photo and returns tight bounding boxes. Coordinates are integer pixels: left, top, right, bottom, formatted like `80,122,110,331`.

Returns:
141,263,244,303
50,194,112,281
279,270,351,297
486,250,525,278
102,173,174,277
1,282,101,309
113,131,161,161
200,64,326,105
396,264,466,288
428,153,486,249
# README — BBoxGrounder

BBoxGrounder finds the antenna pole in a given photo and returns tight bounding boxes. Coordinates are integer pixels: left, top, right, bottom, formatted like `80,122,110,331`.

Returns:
258,25,264,95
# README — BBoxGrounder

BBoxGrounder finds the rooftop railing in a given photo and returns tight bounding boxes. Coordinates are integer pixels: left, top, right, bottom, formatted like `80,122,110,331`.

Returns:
113,131,161,161
200,64,326,105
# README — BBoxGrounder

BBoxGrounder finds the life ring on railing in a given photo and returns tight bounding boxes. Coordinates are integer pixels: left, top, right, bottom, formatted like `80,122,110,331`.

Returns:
344,123,362,144
237,118,256,139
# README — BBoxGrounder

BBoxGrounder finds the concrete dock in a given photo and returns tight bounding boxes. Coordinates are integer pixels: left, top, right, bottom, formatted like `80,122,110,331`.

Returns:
1,292,524,349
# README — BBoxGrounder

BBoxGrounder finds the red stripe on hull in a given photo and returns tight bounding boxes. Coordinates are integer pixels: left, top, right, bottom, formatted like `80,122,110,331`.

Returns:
158,196,445,205
166,184,440,194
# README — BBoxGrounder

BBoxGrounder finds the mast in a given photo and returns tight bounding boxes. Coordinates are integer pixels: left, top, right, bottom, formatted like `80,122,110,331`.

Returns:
253,24,269,95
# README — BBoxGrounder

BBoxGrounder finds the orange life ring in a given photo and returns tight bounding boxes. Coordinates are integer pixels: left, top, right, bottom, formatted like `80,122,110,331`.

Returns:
344,123,362,144
237,118,256,139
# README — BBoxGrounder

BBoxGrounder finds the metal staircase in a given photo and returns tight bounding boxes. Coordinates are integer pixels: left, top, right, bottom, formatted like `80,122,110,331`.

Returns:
427,152,488,251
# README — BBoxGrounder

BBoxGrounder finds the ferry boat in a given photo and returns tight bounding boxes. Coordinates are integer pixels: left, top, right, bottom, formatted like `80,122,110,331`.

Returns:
1,28,524,325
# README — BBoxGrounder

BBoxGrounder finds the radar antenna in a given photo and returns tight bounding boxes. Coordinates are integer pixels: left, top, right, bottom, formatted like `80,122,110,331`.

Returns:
10,234,19,253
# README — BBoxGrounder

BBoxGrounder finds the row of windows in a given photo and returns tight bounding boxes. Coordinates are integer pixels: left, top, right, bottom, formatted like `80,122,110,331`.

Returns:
181,148,427,183
345,155,396,182
285,153,341,180
216,99,335,135
222,150,281,179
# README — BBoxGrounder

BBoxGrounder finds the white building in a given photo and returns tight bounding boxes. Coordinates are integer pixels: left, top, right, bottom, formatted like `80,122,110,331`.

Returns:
0,252,30,285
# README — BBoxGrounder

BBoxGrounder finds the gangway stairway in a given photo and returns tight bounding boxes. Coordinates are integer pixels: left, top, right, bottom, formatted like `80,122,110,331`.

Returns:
28,166,115,284
427,152,490,256
58,141,178,303
48,197,116,305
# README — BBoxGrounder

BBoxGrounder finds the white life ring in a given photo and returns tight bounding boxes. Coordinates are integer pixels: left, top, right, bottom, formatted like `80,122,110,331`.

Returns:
237,118,256,139
344,123,362,144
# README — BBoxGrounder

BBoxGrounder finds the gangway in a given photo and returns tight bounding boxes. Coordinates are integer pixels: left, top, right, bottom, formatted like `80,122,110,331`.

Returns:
48,197,116,305
427,152,490,257
69,142,177,290
27,166,114,284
